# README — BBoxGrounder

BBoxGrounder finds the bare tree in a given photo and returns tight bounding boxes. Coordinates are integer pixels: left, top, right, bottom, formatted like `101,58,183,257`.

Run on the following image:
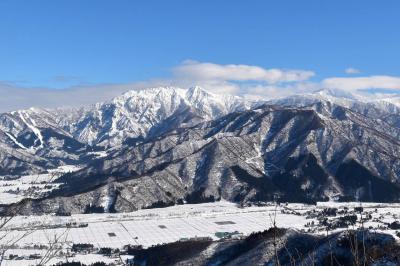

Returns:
38,228,71,265
268,197,281,266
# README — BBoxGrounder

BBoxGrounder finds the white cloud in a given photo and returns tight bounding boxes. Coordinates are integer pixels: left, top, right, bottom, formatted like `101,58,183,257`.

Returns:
170,60,316,98
173,60,315,83
323,75,400,91
243,82,321,100
345,67,361,74
0,80,167,112
0,61,318,112
4,60,400,113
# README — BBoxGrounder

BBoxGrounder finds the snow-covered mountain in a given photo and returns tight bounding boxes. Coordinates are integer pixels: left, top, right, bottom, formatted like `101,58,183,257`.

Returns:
58,86,250,147
3,86,400,214
0,108,90,175
13,100,400,214
0,86,248,174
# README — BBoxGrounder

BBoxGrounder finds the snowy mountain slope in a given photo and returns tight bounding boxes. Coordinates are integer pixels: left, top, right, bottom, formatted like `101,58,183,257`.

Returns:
13,101,400,214
266,88,358,106
0,108,91,175
58,86,250,147
269,89,400,129
5,86,400,214
0,86,248,175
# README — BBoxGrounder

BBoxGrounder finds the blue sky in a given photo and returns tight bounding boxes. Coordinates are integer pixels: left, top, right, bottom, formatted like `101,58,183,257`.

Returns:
0,0,400,110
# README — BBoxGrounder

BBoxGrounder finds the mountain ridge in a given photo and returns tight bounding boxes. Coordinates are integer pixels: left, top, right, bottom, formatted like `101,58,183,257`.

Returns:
2,86,400,214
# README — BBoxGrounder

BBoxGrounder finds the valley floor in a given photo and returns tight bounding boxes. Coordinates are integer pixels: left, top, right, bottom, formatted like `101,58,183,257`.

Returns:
1,201,400,265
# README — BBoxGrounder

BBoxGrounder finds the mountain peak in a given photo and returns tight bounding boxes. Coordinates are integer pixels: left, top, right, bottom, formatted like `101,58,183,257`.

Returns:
186,86,211,98
115,86,185,101
314,88,357,100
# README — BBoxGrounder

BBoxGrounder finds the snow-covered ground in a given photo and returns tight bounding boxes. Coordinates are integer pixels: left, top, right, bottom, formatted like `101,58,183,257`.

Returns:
0,201,400,265
0,165,82,204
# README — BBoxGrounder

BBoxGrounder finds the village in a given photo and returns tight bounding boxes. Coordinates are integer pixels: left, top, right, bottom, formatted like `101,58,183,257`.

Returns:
0,201,399,265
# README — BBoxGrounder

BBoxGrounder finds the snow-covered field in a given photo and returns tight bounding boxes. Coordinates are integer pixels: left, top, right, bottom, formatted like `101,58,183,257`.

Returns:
0,165,82,204
0,201,400,265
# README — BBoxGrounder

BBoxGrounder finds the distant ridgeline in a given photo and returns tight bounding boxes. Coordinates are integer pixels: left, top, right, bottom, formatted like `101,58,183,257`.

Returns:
2,87,400,214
